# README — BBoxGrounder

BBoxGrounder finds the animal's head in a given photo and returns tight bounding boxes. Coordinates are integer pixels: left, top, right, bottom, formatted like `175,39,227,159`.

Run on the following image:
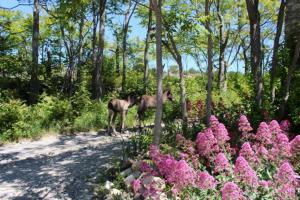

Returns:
164,89,173,101
127,94,137,107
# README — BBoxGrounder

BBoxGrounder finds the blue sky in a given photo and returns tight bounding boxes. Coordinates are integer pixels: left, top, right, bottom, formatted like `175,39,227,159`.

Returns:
0,0,243,72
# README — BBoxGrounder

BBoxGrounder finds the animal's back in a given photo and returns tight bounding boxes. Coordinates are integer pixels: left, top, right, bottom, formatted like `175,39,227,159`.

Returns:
108,99,129,112
140,95,157,108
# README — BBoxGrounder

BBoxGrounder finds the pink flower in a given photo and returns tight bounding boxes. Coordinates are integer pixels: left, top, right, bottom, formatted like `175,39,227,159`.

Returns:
277,183,297,200
131,179,141,193
269,120,282,138
270,134,291,159
179,152,189,160
290,135,300,157
196,171,216,189
254,145,269,160
214,153,230,173
214,123,230,146
234,156,259,187
221,182,246,200
196,128,219,158
274,161,298,186
256,122,272,145
238,115,253,133
259,180,270,188
140,161,157,176
239,142,258,165
210,115,220,131
280,120,291,132
176,134,185,146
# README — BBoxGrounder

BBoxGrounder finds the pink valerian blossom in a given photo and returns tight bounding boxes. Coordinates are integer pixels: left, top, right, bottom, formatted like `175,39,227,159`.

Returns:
213,123,230,146
175,134,196,155
274,161,298,186
259,180,271,188
214,153,230,173
270,134,291,160
149,145,196,192
239,142,258,165
179,152,189,160
253,144,269,161
176,134,185,146
256,122,273,145
196,128,219,158
290,135,300,158
210,115,220,131
280,119,291,132
269,120,282,138
131,179,141,193
221,182,246,200
234,156,259,187
196,171,216,189
277,183,297,200
140,161,157,176
238,115,253,133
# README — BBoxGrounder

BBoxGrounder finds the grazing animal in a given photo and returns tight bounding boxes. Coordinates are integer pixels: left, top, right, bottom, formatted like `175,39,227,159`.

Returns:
137,89,173,127
108,95,136,134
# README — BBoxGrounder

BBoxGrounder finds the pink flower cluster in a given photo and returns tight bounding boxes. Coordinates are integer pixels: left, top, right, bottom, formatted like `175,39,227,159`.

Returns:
214,153,230,173
239,142,258,165
290,135,300,157
221,182,245,200
214,123,230,145
280,120,291,132
234,156,258,187
256,122,272,145
238,115,253,133
269,120,282,137
270,133,291,160
196,171,216,189
196,128,219,158
210,115,220,131
274,161,299,199
149,145,196,192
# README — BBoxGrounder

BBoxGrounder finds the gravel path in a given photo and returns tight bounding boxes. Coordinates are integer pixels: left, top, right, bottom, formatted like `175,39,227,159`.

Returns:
0,131,132,200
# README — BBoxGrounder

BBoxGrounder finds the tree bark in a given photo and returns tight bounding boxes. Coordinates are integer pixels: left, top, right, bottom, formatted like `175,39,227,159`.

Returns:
152,0,163,146
92,0,106,100
279,34,300,119
115,30,120,76
245,0,263,107
143,4,152,93
270,0,286,103
205,0,213,127
46,50,51,77
92,0,97,76
217,0,228,91
121,1,137,92
29,0,39,104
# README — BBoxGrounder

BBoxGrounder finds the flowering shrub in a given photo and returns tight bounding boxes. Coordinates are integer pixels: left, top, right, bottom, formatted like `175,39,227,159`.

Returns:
130,115,299,199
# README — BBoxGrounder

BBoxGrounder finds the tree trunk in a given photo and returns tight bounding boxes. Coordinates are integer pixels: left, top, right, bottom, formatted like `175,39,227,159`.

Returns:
92,0,97,76
115,30,120,76
77,14,85,83
245,0,263,107
46,50,51,77
92,0,106,100
205,0,213,127
152,0,163,146
143,5,152,93
270,0,286,103
29,0,39,104
217,0,228,91
279,34,300,119
121,1,137,92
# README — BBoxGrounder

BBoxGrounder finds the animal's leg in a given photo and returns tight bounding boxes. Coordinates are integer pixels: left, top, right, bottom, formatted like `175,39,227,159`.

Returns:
120,110,126,133
112,112,117,134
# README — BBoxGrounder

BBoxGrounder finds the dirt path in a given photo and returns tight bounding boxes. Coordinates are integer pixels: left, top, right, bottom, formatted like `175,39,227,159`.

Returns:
0,131,132,200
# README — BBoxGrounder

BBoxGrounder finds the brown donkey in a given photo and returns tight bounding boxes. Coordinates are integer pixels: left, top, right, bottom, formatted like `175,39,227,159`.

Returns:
108,95,136,134
137,89,173,127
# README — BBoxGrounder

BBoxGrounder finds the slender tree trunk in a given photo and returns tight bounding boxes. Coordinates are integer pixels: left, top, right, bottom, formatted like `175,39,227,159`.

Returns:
92,1,97,73
77,14,85,83
46,50,51,77
270,0,286,103
152,0,163,146
29,0,39,104
115,30,120,76
205,0,213,127
92,0,106,100
246,0,263,107
121,1,137,92
217,0,228,91
143,5,152,93
178,57,188,131
279,34,300,119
